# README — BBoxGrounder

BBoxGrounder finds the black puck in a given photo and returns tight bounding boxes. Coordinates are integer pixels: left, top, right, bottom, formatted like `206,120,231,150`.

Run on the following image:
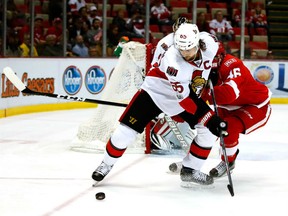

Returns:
95,192,105,200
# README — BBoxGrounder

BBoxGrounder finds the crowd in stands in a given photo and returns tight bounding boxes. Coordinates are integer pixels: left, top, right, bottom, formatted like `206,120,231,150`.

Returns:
1,0,273,59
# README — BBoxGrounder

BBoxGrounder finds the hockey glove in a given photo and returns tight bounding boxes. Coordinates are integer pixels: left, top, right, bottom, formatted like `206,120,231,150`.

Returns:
200,111,228,137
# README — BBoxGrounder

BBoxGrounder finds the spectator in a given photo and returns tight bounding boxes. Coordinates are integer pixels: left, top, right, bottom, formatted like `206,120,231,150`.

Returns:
6,30,21,57
107,24,122,56
250,50,258,59
112,9,132,38
196,12,209,32
7,0,19,28
41,34,63,56
209,10,234,42
126,9,146,38
88,5,102,24
150,0,173,26
232,4,254,37
17,16,30,43
46,17,63,44
266,50,274,60
68,16,86,45
232,5,254,29
86,17,102,46
16,16,45,51
19,34,38,57
68,0,86,15
34,17,46,52
130,0,146,16
88,45,100,57
78,6,89,23
72,35,89,57
251,3,268,33
81,20,92,45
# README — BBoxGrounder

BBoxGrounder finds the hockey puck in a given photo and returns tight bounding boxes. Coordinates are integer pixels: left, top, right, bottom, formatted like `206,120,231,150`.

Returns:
95,192,105,200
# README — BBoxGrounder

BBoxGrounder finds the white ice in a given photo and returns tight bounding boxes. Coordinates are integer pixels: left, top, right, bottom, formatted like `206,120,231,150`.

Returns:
0,104,287,216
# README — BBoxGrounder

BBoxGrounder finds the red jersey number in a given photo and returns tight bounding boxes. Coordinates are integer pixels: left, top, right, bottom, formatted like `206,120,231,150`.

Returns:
171,81,184,93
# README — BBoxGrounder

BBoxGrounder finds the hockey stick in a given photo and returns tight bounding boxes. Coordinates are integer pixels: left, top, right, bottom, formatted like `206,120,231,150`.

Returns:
208,79,234,197
2,67,128,107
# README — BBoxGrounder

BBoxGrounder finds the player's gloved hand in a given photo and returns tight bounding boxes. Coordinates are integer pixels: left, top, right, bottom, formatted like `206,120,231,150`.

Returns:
199,110,228,137
206,115,228,137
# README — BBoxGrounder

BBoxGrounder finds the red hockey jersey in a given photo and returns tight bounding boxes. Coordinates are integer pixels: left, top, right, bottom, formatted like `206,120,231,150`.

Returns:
211,54,271,110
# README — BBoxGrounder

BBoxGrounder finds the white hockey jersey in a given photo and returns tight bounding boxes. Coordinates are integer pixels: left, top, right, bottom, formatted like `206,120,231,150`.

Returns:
141,32,218,116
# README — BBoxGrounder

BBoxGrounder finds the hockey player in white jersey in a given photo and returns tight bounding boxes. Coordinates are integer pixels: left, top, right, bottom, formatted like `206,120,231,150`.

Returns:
92,23,227,186
150,17,194,151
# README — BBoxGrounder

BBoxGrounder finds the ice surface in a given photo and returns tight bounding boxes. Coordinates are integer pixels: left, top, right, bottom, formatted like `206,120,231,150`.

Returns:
0,105,287,216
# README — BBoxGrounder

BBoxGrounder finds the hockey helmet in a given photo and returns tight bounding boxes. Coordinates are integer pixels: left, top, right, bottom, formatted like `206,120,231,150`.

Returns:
172,17,189,32
174,23,200,51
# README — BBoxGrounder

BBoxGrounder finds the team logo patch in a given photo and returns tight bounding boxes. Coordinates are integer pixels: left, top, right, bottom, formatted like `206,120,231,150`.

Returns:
85,66,106,94
166,66,178,76
191,76,206,95
63,66,82,95
253,65,274,85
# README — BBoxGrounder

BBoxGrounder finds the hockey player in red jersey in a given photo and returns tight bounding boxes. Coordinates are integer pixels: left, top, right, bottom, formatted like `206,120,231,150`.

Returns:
207,42,272,177
92,23,228,186
169,42,272,177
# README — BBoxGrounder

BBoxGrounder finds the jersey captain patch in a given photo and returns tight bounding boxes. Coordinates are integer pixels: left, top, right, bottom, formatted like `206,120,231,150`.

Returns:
166,66,178,76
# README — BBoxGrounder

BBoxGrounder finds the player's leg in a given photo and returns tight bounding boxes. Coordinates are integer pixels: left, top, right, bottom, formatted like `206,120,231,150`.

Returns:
180,123,217,185
210,104,272,177
92,90,162,182
209,114,242,178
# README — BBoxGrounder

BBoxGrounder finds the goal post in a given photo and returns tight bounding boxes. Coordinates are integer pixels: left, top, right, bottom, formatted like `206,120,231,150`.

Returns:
71,41,154,153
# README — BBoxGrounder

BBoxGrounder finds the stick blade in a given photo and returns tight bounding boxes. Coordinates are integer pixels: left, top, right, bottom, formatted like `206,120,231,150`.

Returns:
227,184,234,197
3,67,26,91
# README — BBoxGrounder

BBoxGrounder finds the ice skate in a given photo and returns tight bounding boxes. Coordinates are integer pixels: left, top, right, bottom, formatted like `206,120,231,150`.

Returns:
180,166,214,187
209,160,235,178
92,161,113,182
209,149,239,178
168,161,182,173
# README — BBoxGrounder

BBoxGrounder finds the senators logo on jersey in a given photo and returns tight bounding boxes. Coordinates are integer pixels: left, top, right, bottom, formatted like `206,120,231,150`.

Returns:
191,76,206,95
190,70,206,96
166,66,178,76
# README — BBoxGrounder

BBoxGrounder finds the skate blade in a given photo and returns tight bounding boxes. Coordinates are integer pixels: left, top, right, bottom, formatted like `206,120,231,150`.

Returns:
92,181,100,187
212,170,234,179
180,181,215,189
166,170,181,175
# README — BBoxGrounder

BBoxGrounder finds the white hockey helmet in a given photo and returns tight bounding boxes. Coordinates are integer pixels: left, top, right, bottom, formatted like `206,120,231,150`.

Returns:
174,23,200,51
172,17,189,32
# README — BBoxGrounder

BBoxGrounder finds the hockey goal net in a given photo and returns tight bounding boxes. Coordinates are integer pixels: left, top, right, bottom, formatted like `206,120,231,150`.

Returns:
71,41,154,153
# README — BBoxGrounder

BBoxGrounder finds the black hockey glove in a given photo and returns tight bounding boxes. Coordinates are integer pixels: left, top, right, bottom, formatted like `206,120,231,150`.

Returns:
206,115,228,137
208,68,219,86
